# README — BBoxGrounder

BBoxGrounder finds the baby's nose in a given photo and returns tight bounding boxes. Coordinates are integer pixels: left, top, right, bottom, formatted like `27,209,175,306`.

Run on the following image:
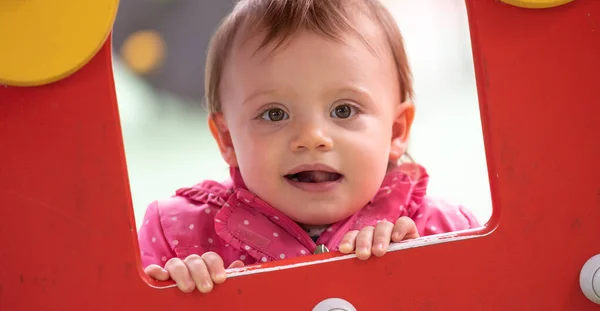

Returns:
289,123,333,152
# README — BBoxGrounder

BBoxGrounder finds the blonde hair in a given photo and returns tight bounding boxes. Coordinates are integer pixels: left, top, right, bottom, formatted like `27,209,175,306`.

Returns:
204,0,414,113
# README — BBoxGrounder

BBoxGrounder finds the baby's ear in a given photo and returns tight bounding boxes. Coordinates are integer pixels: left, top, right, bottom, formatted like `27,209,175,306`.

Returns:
208,113,238,167
389,100,415,162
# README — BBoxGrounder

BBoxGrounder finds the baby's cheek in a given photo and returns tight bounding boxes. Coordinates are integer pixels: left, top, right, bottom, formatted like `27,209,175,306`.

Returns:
347,148,388,204
349,140,388,179
238,149,283,199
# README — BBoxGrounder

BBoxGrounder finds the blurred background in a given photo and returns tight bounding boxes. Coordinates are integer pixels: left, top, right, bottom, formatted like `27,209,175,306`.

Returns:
111,0,492,229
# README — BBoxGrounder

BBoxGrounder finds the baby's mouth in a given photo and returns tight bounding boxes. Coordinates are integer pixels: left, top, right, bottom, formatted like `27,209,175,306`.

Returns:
284,171,343,183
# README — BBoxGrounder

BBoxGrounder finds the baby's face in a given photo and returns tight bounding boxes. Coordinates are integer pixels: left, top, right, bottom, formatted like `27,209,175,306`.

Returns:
218,17,407,225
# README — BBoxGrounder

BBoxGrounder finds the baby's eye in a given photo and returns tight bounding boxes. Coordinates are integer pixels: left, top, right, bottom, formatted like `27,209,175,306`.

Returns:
261,108,289,122
330,103,357,119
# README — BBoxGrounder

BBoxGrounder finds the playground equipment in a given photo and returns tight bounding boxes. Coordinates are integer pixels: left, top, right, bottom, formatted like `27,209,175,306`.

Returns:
1,0,599,310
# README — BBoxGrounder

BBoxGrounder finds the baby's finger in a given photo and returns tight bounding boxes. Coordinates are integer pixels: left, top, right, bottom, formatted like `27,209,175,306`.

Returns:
338,230,359,254
144,264,170,281
165,258,195,293
201,252,227,284
372,220,394,257
184,254,213,293
392,216,420,242
355,226,375,260
227,260,245,269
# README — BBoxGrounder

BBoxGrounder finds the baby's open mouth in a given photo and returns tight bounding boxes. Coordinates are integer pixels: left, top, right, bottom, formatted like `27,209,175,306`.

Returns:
284,171,343,183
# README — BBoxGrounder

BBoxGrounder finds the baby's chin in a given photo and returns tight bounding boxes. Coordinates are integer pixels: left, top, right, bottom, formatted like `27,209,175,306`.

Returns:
281,202,363,226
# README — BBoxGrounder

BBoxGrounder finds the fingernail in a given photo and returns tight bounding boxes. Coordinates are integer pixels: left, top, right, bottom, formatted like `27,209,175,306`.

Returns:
340,243,350,250
376,243,384,251
358,246,369,255
216,272,226,280
202,280,212,290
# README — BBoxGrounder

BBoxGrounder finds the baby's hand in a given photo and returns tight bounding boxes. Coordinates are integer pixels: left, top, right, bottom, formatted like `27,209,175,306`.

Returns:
338,216,419,260
144,252,244,293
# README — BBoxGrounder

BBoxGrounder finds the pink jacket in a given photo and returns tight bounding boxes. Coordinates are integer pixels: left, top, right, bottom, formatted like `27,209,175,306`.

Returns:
138,164,480,268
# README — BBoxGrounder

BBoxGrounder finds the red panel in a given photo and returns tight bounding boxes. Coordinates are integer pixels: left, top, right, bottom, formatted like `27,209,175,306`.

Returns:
0,0,598,310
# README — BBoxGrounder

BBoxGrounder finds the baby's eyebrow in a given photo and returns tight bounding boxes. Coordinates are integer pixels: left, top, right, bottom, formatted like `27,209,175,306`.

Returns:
242,89,280,105
338,85,372,97
328,85,375,102
241,85,375,106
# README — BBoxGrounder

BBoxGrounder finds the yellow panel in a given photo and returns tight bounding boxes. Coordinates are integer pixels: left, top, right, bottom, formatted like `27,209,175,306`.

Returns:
0,0,119,86
500,0,574,9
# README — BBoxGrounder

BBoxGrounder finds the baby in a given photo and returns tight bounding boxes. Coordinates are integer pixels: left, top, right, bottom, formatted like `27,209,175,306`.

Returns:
138,0,480,294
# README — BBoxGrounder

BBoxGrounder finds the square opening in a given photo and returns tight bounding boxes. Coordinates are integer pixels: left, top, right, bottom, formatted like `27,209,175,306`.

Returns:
111,0,494,285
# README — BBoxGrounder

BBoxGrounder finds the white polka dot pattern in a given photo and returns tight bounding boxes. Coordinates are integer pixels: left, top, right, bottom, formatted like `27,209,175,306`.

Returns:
136,164,481,272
